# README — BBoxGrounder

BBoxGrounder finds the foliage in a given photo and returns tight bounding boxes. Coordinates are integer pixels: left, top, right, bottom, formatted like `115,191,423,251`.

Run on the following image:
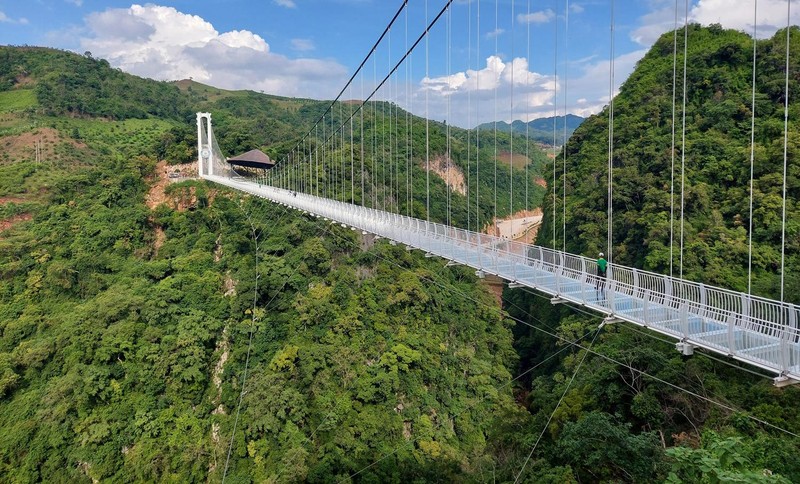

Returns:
666,432,792,483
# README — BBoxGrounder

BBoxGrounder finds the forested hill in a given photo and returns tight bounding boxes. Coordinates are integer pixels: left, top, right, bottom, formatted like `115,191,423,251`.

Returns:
537,25,799,303
0,46,542,481
478,114,584,145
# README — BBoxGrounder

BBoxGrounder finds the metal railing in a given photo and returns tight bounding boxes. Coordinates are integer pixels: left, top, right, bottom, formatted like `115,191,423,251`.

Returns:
203,174,800,381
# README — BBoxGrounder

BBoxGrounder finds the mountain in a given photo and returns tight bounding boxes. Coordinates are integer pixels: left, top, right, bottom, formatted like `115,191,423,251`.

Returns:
0,46,537,482
478,114,585,145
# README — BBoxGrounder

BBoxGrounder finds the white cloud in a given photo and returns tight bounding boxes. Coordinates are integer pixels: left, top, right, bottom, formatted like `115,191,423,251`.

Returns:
517,9,556,25
78,4,347,98
486,28,505,39
0,10,27,24
66,0,84,7
415,55,556,127
570,4,585,14
410,46,647,128
691,0,799,37
274,0,297,8
630,3,677,46
291,38,315,52
632,0,800,46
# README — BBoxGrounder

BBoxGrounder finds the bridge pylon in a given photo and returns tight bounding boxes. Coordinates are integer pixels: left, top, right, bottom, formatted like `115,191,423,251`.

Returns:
196,112,213,177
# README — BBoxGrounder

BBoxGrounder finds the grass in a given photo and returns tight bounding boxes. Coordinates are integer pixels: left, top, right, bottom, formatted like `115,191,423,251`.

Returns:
497,151,531,169
47,117,177,159
0,89,38,113
173,79,246,102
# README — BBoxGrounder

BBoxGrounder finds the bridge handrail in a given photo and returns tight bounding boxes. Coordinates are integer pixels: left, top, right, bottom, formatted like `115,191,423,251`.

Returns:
371,193,799,341
215,179,800,353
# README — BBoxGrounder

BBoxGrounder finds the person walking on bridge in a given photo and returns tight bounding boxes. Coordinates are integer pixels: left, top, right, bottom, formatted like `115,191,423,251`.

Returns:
596,252,608,295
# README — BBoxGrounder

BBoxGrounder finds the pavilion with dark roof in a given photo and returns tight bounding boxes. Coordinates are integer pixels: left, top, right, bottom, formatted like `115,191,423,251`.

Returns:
227,149,275,169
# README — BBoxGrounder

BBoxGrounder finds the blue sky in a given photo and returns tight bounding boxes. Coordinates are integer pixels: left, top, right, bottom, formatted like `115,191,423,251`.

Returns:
0,1,797,127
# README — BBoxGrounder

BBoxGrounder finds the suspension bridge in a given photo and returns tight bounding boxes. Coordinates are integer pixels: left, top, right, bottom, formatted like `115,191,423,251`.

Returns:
194,0,799,386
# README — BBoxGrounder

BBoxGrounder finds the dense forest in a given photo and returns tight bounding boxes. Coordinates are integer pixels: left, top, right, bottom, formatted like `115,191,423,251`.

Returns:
1,29,799,483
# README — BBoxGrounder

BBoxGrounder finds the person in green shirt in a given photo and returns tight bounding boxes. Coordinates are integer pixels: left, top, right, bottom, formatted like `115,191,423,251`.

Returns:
596,252,608,293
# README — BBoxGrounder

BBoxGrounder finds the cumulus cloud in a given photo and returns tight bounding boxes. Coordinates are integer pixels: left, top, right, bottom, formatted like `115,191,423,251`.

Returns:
517,9,556,25
274,0,297,8
66,0,84,7
632,0,800,46
78,4,347,98
691,0,799,36
409,46,645,128
414,55,557,127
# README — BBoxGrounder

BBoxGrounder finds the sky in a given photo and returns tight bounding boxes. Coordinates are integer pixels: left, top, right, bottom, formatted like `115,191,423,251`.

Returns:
0,0,797,128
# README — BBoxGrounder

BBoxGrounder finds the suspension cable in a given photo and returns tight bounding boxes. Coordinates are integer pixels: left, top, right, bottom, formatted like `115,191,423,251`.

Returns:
563,0,569,253
748,0,758,294
476,0,481,233
351,88,355,204
608,0,615,264
510,0,515,236
526,0,531,213
274,1,409,173
426,0,431,223
467,0,473,231
494,0,499,233
372,57,377,208
670,0,678,277
515,328,602,483
361,71,366,206
780,0,791,305
408,9,414,217
388,26,393,212
679,0,689,279
447,3,452,227
552,0,558,249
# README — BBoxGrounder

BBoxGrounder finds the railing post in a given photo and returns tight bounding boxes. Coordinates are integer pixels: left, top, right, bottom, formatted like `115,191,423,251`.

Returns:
608,265,615,314
643,291,650,325
664,274,672,308
782,306,796,374
740,293,749,331
699,283,707,332
580,257,587,304
555,252,563,296
680,303,689,340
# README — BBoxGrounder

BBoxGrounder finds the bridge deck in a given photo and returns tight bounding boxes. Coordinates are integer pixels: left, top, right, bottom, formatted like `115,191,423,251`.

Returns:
204,174,800,382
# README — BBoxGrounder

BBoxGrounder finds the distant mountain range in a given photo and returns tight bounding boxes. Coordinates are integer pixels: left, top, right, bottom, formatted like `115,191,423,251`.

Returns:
477,114,584,146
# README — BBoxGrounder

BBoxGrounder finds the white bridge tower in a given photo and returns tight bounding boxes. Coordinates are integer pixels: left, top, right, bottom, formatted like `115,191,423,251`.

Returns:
196,112,213,177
